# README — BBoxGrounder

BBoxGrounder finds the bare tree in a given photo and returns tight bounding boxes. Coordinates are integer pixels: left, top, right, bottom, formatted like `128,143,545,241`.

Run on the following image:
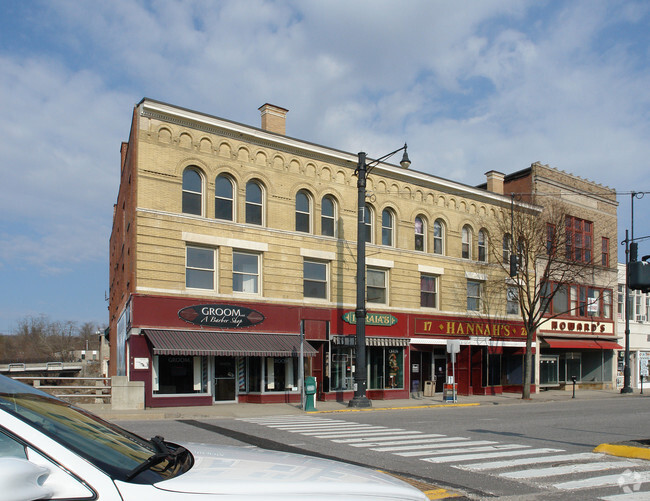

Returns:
484,196,602,399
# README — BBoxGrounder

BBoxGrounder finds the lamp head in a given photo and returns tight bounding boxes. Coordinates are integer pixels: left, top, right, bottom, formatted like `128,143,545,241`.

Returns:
400,143,411,169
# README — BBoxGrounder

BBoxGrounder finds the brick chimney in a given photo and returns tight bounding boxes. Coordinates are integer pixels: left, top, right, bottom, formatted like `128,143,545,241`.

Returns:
259,104,288,135
485,170,505,195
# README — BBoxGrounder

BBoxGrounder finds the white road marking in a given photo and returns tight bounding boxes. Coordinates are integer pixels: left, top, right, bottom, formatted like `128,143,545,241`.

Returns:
501,460,640,479
422,448,564,463
458,452,599,471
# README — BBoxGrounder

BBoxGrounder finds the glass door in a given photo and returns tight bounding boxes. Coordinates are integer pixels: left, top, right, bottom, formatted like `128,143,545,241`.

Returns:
214,356,236,402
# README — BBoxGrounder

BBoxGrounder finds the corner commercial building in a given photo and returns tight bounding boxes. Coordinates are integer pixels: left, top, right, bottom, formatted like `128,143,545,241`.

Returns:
108,99,613,408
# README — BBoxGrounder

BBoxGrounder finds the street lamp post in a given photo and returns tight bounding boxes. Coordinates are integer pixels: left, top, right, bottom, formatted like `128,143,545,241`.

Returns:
349,144,410,408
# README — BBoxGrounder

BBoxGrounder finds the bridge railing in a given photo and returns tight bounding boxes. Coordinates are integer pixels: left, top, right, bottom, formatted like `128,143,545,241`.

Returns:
11,376,111,404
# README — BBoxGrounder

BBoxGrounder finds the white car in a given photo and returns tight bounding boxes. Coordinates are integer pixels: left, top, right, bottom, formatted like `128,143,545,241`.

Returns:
0,375,428,500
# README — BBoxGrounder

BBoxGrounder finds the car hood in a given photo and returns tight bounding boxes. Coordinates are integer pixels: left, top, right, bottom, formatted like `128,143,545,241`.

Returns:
152,443,427,500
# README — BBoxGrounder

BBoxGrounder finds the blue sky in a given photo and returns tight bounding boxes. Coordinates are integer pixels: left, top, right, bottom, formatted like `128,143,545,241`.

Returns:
1,0,649,334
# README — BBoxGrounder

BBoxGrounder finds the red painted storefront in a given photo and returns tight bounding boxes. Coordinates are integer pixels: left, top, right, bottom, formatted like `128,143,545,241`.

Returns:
120,294,532,408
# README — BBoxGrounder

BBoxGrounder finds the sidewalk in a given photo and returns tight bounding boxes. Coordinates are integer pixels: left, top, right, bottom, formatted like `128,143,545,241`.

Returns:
81,387,647,421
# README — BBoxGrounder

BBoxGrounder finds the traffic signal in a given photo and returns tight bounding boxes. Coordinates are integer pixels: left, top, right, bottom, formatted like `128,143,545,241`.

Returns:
629,243,650,293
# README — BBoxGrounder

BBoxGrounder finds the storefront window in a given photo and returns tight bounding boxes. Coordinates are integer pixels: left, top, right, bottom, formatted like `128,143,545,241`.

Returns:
153,355,207,394
331,347,354,391
265,357,298,391
369,347,403,390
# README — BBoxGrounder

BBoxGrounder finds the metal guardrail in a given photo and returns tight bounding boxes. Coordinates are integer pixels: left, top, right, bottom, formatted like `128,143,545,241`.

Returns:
12,376,111,403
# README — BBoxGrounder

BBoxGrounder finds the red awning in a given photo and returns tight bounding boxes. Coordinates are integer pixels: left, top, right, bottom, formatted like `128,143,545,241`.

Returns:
144,329,317,357
542,337,622,350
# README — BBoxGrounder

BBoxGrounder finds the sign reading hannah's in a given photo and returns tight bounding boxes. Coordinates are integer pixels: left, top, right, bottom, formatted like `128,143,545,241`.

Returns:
178,304,265,328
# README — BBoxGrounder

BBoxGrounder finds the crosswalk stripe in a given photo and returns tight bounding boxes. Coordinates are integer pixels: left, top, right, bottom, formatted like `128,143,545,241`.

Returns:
373,440,497,453
422,447,564,464
399,443,529,458
347,435,458,447
600,491,650,500
500,460,640,479
269,423,372,430
554,471,650,490
458,452,599,471
320,429,416,439
302,426,389,436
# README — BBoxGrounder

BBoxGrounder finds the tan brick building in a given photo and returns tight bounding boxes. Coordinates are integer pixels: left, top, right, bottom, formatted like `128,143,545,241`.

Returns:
110,99,559,407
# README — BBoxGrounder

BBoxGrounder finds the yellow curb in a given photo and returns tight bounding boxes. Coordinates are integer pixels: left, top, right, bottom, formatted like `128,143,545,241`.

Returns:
376,471,463,499
594,443,650,460
307,403,480,414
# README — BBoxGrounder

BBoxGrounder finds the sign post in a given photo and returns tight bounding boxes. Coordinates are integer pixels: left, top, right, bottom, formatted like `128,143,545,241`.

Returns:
446,340,460,403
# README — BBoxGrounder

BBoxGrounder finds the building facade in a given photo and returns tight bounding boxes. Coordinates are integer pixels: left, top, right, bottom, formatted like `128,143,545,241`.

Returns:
617,262,650,390
109,99,541,408
498,164,620,390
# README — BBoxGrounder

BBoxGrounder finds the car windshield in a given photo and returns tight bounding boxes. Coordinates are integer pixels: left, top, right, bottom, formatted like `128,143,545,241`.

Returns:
0,375,191,483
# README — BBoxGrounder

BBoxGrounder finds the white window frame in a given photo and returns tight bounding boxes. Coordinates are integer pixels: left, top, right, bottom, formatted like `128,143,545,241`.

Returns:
420,273,438,309
381,209,394,247
185,245,215,290
321,195,336,237
303,259,328,300
433,219,444,255
467,280,482,312
367,267,388,305
462,225,472,260
233,250,261,295
215,174,235,221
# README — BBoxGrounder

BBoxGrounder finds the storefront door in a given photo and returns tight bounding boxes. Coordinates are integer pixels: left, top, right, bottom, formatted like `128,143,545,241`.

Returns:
214,356,236,402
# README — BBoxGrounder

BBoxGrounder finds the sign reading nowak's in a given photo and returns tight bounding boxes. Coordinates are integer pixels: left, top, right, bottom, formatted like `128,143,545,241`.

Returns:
178,304,265,328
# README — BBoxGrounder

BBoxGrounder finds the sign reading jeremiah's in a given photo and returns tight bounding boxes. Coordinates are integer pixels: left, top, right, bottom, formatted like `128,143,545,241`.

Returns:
178,304,264,328
342,311,397,326
415,317,526,338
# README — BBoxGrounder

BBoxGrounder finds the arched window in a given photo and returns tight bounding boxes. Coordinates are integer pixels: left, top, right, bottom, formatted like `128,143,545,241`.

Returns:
478,229,487,262
321,196,336,237
296,190,311,233
381,209,394,246
462,225,472,259
215,174,234,221
415,216,425,252
182,167,202,215
433,219,444,255
364,204,374,243
245,180,263,225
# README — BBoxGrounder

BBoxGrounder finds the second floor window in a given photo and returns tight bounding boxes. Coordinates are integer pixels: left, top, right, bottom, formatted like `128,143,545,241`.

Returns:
566,215,593,263
507,286,519,315
467,280,482,311
296,191,311,233
367,268,387,304
420,274,438,308
303,260,328,299
246,181,263,225
233,251,259,294
186,246,214,290
182,167,202,215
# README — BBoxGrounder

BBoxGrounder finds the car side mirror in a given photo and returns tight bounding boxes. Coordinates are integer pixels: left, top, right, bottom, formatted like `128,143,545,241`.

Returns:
0,457,53,501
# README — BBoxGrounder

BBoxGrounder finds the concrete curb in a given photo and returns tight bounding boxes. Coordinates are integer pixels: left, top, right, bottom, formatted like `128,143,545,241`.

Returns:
308,403,481,414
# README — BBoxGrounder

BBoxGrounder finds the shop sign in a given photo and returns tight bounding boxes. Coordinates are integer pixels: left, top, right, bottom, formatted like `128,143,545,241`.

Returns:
342,311,398,326
178,304,264,328
548,320,607,333
415,317,526,338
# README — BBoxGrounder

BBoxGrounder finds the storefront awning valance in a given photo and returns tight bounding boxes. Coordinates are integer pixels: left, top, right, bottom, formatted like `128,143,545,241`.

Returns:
541,337,622,350
332,336,408,347
144,329,317,357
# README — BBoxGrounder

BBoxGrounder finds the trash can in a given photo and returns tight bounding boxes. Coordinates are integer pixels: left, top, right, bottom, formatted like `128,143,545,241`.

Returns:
423,380,434,397
305,376,317,411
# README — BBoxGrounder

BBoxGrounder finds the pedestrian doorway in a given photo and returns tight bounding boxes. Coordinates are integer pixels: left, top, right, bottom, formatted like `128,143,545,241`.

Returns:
214,356,236,402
